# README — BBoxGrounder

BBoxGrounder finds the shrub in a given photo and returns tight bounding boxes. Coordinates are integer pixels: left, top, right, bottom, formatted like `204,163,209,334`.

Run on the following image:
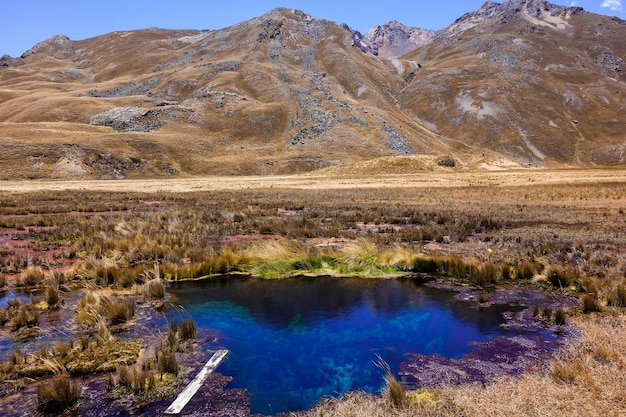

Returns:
37,374,81,414
0,273,6,288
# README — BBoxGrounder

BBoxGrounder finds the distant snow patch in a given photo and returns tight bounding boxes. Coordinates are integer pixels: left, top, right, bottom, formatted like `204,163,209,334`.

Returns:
357,85,368,97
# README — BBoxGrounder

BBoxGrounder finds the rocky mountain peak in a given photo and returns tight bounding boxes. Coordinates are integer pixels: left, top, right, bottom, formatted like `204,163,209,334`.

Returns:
501,0,585,17
21,34,74,59
363,21,436,57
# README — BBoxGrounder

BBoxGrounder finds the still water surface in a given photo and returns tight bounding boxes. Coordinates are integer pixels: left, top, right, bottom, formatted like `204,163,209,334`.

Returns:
167,276,525,415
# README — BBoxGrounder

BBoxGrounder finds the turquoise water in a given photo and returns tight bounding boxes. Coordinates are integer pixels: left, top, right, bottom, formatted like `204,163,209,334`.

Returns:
167,276,522,415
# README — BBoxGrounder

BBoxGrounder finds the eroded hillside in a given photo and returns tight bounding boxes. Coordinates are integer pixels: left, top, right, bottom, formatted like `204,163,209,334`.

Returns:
0,1,624,179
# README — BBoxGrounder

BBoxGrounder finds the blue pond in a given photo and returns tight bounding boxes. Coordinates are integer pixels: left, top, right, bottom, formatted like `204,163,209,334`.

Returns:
166,276,523,415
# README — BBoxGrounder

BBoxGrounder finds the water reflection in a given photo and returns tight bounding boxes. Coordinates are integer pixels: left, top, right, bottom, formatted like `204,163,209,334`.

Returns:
167,276,526,415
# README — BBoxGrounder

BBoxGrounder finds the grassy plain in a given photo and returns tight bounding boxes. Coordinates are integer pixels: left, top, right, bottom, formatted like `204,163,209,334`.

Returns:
0,168,625,416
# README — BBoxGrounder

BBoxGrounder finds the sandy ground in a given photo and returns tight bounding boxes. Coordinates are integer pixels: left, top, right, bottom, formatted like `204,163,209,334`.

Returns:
0,168,625,193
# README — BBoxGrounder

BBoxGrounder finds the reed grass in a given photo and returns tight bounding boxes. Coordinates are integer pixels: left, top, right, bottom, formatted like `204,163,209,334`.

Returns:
37,374,81,414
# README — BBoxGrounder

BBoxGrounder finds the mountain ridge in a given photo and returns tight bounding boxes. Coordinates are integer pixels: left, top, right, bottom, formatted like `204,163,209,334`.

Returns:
0,3,624,179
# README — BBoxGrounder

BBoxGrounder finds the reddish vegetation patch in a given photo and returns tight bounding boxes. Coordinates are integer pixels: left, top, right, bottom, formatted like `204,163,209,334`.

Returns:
1,210,132,219
0,227,63,260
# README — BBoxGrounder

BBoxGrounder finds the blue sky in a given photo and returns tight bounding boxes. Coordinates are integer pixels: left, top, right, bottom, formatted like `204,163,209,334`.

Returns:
1,0,624,57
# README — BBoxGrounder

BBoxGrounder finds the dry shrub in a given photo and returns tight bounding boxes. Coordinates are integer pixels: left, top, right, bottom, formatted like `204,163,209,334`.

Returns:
37,374,81,414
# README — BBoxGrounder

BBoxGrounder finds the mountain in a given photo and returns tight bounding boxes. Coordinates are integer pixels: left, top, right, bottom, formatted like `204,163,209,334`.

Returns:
363,21,436,58
0,1,624,179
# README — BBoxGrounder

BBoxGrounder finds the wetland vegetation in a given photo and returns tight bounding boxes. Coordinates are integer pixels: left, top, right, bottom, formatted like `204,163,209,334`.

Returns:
0,172,624,416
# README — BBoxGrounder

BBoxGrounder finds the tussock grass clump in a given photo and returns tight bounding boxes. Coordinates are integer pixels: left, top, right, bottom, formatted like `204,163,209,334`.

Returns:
106,299,136,325
549,360,590,385
474,262,498,286
581,294,601,313
478,292,490,304
95,265,120,286
340,239,387,274
177,319,198,341
17,266,45,287
500,261,512,280
11,303,39,330
516,260,537,280
608,283,626,307
75,292,136,327
376,356,407,409
547,266,579,289
157,347,179,376
37,374,81,414
143,279,165,299
45,284,60,308
554,308,566,325
117,364,155,394
409,255,439,274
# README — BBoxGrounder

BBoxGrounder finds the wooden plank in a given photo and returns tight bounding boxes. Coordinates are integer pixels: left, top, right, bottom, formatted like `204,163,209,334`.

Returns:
164,349,229,415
